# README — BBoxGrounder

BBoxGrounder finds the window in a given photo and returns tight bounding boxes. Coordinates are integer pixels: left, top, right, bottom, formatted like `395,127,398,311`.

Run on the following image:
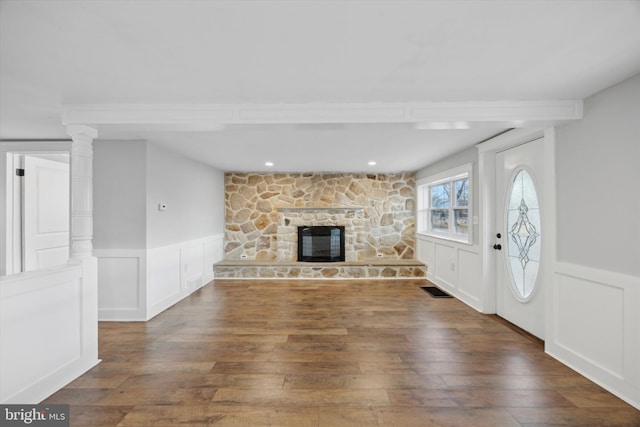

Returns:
417,164,472,243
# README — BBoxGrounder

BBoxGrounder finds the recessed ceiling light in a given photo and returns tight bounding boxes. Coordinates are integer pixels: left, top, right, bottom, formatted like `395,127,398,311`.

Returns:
265,161,274,167
368,161,377,166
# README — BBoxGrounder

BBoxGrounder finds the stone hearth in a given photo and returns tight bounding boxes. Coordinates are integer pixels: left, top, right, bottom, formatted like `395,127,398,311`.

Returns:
213,259,426,280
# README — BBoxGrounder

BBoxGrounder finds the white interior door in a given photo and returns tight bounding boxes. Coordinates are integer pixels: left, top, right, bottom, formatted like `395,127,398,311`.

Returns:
495,138,545,339
23,155,70,271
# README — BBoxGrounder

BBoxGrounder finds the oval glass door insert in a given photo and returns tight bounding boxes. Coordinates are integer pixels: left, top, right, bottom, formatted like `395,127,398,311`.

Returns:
506,169,541,299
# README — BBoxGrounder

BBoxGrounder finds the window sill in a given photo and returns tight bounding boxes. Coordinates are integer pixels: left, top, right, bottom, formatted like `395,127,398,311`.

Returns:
416,232,472,246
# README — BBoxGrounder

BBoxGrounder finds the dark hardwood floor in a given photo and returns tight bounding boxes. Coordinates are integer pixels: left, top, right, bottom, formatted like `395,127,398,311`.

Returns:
43,279,640,426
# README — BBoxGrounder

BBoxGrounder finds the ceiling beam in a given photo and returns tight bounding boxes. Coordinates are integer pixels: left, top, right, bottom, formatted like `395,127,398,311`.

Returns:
62,100,583,128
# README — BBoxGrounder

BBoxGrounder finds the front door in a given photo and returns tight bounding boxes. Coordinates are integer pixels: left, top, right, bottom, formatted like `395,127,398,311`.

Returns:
495,138,545,339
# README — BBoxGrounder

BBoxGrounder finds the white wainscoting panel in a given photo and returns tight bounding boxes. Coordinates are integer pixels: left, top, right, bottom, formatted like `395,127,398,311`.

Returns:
416,238,435,281
416,234,482,311
95,235,224,321
95,250,146,321
556,274,624,377
0,264,99,403
180,243,204,292
457,248,482,308
147,245,181,318
146,234,224,320
204,234,224,283
547,262,640,410
434,244,456,288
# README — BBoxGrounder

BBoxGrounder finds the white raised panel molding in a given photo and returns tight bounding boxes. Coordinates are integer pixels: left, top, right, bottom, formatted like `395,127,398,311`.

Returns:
62,100,582,128
94,235,223,322
204,234,224,282
547,262,640,410
416,234,482,311
180,243,204,292
416,237,435,281
95,249,146,321
457,248,482,308
95,235,224,321
146,235,224,320
0,265,99,403
434,244,456,288
147,245,181,319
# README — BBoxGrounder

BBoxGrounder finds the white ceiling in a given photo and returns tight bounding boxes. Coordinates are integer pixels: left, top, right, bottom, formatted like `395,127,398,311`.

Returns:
2,0,640,172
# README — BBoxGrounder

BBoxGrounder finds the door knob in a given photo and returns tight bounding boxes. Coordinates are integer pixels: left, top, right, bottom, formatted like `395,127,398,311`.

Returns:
493,244,502,250
496,233,501,238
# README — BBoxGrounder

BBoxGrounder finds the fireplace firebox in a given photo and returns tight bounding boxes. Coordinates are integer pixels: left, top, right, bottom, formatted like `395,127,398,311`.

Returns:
297,226,345,262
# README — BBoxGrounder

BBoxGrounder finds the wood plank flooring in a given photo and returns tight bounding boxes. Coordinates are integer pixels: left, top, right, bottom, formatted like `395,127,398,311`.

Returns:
43,279,640,426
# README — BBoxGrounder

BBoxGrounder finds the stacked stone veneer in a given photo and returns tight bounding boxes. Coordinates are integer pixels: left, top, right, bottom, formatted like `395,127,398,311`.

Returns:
224,172,416,261
214,261,426,279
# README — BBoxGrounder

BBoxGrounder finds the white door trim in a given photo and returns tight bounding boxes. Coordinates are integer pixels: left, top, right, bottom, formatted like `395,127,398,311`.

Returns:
476,127,557,341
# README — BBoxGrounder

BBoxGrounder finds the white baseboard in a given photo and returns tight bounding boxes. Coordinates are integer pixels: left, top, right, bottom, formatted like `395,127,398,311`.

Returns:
6,357,100,404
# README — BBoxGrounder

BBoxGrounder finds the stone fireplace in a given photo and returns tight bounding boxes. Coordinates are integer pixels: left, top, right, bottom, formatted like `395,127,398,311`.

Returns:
277,207,365,262
224,172,416,262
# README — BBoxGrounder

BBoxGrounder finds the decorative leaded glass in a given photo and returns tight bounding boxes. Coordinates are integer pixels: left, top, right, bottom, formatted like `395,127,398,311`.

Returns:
506,170,541,299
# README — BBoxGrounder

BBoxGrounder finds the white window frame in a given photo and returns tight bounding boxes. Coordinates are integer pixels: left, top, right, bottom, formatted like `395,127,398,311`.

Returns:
417,163,472,244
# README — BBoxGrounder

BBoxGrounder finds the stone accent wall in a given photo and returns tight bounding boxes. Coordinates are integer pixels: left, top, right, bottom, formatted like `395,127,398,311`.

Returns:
224,173,416,261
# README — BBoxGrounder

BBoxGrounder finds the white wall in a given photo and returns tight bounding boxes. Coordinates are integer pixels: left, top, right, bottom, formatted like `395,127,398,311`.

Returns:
556,74,640,276
94,140,225,321
94,140,147,249
146,142,225,249
415,146,483,310
549,73,640,409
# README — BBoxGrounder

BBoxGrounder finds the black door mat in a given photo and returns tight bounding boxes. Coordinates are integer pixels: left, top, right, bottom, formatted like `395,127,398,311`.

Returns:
421,286,453,298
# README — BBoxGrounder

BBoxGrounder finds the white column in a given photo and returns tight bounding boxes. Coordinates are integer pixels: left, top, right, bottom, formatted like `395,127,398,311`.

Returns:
66,125,100,373
67,125,98,259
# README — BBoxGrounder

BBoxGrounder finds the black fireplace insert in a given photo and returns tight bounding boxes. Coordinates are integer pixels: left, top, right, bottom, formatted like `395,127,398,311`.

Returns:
297,226,345,262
